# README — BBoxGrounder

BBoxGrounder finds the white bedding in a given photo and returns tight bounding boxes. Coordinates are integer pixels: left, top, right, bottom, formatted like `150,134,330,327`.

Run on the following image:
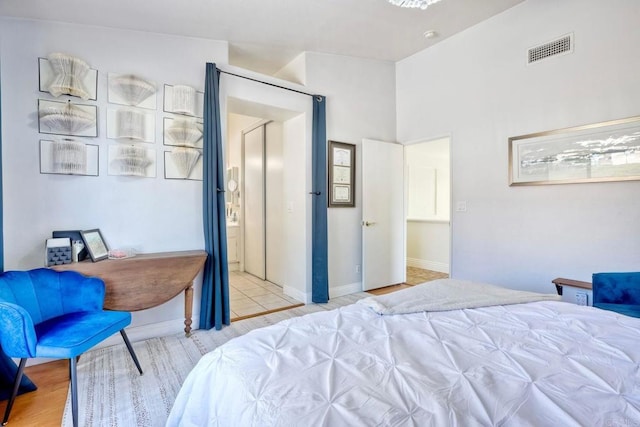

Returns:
357,279,561,314
167,286,640,426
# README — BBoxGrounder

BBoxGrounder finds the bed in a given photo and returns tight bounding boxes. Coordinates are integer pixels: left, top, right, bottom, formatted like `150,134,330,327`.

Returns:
167,279,640,426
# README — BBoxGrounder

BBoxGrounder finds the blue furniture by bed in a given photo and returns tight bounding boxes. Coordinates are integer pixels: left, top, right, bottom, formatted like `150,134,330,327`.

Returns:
592,272,640,318
0,268,143,426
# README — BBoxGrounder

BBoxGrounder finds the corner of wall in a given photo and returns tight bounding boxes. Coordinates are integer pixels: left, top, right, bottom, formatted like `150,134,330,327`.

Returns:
273,52,307,86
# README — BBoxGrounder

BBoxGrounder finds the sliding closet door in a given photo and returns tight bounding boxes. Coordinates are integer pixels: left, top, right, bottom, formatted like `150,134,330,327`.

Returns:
265,122,285,286
243,126,266,279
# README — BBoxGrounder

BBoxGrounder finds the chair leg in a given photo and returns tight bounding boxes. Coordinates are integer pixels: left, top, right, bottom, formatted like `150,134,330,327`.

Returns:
67,356,80,380
120,330,143,375
2,358,27,426
69,357,79,427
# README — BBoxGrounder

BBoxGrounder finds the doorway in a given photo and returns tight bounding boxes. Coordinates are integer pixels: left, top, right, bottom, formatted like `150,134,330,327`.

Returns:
361,136,451,291
405,137,451,283
225,102,305,319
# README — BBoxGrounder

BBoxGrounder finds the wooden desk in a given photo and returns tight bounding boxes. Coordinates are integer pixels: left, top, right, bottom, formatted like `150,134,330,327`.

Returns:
53,250,207,336
551,277,592,296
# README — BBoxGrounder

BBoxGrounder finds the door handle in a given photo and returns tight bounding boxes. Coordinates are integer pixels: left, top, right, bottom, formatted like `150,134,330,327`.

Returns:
362,221,376,227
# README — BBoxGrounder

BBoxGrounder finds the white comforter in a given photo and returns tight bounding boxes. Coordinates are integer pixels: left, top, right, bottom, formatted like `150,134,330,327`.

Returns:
357,279,561,314
168,293,640,426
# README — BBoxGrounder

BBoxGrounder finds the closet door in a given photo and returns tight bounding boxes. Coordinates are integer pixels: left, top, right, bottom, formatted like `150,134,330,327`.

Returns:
243,125,266,280
265,122,284,286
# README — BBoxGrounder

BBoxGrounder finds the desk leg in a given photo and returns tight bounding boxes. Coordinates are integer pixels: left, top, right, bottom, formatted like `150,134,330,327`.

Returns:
184,285,193,337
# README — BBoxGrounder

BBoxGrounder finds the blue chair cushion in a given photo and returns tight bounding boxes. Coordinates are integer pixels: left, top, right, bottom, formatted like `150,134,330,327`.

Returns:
592,272,640,318
35,310,131,359
593,303,640,319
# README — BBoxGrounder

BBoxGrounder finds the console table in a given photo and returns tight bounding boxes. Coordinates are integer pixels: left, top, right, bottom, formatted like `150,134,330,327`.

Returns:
52,250,207,336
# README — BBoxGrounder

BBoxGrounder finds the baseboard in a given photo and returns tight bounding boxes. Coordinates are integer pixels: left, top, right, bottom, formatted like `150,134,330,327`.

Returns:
283,281,363,304
125,317,198,343
330,281,363,298
407,257,449,274
283,286,309,304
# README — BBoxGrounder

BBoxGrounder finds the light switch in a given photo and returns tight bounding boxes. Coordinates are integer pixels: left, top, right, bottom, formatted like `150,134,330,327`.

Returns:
456,201,467,212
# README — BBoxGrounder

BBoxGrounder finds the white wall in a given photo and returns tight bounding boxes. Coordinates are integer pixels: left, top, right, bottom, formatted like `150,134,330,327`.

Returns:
396,0,640,291
405,139,450,221
0,18,230,338
303,52,397,296
407,221,450,273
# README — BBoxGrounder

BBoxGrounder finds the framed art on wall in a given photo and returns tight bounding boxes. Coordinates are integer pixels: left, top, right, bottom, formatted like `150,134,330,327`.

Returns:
164,149,203,181
509,115,640,186
107,144,157,178
39,139,99,176
328,140,355,207
163,84,204,118
38,99,98,138
38,56,98,101
107,73,157,109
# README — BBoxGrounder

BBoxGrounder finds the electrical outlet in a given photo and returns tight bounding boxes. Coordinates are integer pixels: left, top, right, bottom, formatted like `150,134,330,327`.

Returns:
575,292,588,306
355,265,361,273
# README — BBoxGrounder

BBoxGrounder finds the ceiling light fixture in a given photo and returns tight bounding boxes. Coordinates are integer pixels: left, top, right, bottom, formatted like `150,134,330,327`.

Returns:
423,30,438,39
388,0,442,10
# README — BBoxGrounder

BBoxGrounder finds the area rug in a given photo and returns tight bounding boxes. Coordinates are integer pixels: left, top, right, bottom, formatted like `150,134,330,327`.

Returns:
62,292,369,426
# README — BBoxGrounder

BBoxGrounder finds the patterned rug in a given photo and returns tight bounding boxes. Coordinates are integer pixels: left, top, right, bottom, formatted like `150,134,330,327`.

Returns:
62,293,369,426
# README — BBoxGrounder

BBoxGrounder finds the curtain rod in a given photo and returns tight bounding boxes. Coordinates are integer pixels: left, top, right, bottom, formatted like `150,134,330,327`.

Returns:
216,68,323,100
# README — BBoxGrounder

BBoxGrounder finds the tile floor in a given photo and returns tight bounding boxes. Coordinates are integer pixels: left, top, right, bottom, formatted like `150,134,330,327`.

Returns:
229,267,448,320
229,271,302,319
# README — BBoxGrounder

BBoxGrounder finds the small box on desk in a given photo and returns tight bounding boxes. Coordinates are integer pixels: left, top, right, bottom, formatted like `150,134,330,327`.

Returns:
46,237,72,266
52,230,88,262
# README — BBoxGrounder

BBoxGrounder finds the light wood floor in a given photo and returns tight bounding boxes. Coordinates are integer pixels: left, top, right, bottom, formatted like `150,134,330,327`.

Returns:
0,270,443,426
0,359,69,426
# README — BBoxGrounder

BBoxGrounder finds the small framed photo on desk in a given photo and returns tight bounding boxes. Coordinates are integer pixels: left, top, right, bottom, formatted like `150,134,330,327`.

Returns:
328,141,355,207
81,229,109,262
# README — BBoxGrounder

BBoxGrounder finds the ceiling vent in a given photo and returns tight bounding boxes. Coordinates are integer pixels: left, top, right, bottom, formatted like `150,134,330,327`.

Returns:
527,33,573,65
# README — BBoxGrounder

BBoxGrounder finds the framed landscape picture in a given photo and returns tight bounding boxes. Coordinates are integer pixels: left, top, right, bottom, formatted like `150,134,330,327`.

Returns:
509,115,640,186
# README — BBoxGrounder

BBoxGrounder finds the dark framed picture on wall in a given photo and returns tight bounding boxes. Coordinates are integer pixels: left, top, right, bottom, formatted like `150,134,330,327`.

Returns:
328,140,355,207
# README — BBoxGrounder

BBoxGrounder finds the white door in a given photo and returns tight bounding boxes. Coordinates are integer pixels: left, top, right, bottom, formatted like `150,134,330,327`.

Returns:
361,139,405,290
265,122,285,286
243,125,266,279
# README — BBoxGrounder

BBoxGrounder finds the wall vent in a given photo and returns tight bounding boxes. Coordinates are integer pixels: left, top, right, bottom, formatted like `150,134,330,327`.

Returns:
527,33,573,64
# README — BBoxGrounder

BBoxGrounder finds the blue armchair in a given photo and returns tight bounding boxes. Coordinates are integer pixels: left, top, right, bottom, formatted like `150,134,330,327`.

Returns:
592,272,640,318
0,268,143,426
